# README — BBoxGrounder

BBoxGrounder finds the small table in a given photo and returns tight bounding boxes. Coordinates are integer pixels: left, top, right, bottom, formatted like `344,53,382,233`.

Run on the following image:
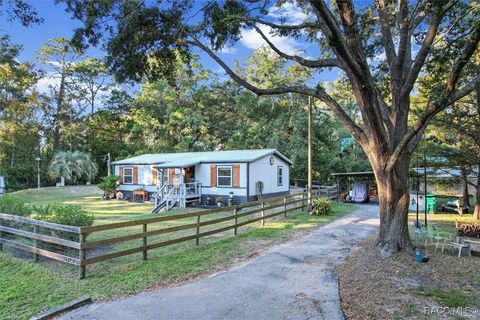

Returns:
450,242,471,257
133,190,148,202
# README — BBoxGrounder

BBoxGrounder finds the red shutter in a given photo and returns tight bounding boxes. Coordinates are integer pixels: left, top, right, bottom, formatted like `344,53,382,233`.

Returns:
169,168,175,184
133,166,138,184
210,165,217,187
152,168,158,185
118,166,123,184
233,164,240,188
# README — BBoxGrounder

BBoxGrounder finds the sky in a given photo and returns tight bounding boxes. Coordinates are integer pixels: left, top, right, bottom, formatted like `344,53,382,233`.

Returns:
0,1,340,92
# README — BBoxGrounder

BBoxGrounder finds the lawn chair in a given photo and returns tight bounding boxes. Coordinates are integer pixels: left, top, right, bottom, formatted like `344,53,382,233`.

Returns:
425,224,452,252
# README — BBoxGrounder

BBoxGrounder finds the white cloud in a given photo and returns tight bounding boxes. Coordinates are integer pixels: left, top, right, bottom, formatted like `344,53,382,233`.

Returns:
240,24,303,55
218,46,237,54
36,72,59,94
268,2,309,24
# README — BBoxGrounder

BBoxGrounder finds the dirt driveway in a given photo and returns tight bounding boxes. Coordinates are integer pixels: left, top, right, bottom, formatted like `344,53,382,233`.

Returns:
60,205,379,320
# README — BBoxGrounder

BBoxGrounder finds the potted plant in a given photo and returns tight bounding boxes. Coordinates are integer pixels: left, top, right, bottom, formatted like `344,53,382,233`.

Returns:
216,197,223,207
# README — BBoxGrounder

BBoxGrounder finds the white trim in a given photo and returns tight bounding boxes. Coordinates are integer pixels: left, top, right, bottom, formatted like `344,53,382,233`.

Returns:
217,166,233,187
277,166,283,186
123,167,134,184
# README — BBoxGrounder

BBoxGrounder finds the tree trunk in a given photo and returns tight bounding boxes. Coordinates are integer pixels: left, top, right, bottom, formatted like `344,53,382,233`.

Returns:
374,157,413,253
461,166,470,208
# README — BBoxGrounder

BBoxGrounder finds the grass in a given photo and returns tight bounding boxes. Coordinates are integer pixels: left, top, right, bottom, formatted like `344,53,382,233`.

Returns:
408,211,479,235
414,286,474,307
0,191,357,319
11,185,154,219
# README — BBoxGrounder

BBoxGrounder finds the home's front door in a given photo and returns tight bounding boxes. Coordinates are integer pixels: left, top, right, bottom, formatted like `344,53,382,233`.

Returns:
157,169,168,186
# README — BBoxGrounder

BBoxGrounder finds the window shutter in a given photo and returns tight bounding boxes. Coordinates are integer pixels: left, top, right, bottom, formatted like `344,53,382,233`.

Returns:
233,164,240,188
152,168,158,185
133,166,139,184
169,168,175,184
118,166,123,184
210,165,217,187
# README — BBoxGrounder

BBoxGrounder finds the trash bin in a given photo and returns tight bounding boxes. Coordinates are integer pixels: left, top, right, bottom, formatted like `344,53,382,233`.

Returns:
426,194,437,214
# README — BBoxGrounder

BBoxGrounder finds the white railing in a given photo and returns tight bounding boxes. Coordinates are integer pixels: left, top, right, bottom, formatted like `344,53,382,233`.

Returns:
153,182,202,211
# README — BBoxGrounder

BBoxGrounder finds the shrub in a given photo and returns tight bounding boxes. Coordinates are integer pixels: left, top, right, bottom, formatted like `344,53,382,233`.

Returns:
98,175,119,194
312,198,332,215
33,203,94,227
457,223,480,238
0,194,31,216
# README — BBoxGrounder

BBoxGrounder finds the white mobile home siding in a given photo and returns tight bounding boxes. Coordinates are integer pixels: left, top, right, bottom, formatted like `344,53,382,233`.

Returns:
195,163,248,197
114,165,159,193
249,154,290,196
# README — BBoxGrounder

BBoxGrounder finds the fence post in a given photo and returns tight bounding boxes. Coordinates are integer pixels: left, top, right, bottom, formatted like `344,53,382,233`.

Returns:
0,218,3,252
33,225,39,262
196,215,200,245
142,223,147,261
79,232,86,279
261,201,265,227
233,208,238,235
302,192,306,211
283,196,287,217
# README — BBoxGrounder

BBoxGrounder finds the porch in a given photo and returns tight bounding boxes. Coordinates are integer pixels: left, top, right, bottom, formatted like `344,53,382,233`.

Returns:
152,164,202,212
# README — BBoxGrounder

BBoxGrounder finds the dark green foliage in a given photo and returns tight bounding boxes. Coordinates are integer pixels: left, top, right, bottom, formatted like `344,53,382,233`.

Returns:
32,203,94,227
0,194,31,216
0,194,94,227
98,175,119,194
312,198,332,215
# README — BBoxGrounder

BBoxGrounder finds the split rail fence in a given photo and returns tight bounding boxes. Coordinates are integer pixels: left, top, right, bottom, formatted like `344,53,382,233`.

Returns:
0,187,338,278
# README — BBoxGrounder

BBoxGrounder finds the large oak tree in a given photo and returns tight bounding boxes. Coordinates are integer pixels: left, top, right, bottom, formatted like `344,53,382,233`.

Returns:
58,0,480,253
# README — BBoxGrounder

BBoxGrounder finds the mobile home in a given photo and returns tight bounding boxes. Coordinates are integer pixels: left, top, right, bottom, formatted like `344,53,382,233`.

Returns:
112,149,291,211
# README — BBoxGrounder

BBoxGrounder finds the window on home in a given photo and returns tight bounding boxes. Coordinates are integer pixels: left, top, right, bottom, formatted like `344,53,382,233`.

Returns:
277,166,283,186
123,167,133,184
217,166,232,187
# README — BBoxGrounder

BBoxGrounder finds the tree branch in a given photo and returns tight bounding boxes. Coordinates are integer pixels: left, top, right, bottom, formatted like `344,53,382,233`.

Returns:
447,23,480,91
377,0,398,72
251,25,343,69
308,0,365,79
187,37,367,144
387,75,480,171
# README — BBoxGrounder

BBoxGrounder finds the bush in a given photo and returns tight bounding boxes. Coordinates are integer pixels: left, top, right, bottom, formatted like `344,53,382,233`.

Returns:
0,194,31,216
98,175,119,194
312,198,332,215
33,203,95,227
457,223,480,238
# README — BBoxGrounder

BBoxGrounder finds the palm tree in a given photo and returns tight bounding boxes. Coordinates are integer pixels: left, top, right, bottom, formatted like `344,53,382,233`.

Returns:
49,151,98,184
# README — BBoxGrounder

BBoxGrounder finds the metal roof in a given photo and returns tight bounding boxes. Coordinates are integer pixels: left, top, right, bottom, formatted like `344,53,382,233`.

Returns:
112,149,293,167
330,171,375,177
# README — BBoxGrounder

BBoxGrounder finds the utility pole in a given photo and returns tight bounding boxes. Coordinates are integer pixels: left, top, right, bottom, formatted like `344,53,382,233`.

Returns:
107,153,111,176
307,96,313,213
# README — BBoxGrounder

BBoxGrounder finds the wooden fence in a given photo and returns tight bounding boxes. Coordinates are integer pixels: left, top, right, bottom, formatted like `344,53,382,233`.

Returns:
0,188,338,278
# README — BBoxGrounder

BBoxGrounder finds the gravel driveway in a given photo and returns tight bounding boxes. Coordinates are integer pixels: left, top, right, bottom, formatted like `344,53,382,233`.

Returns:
60,205,379,320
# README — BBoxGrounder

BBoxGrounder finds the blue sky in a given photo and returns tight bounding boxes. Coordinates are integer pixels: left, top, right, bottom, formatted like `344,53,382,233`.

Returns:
1,1,340,87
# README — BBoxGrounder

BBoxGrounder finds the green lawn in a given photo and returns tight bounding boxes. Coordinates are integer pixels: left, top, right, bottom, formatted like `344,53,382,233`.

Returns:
11,185,154,219
0,201,357,320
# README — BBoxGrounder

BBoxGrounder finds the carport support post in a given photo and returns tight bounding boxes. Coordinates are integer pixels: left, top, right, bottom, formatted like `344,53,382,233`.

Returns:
79,232,86,279
142,224,147,261
307,96,313,213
